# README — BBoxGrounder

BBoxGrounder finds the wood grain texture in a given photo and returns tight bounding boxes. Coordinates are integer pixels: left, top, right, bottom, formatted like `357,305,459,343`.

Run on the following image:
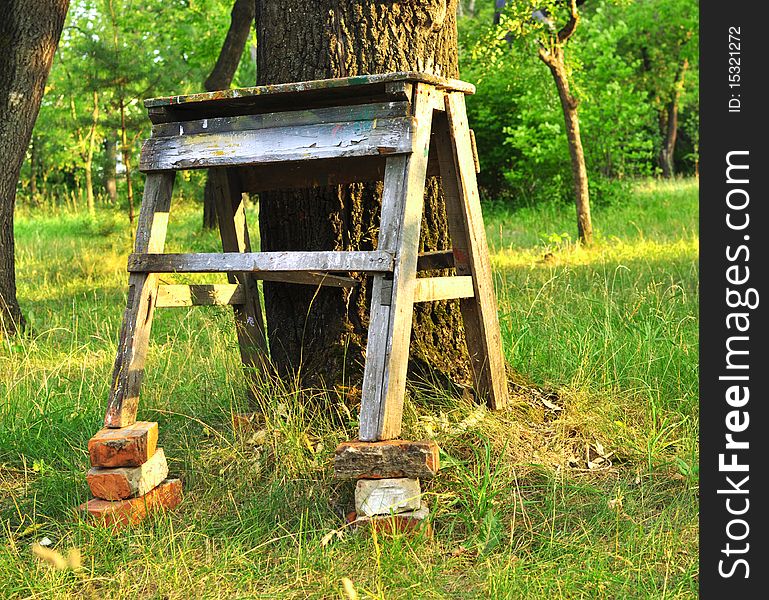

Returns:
127,251,395,274
139,117,416,173
144,72,474,108
105,173,175,428
436,93,508,410
359,84,435,441
413,276,474,303
209,168,269,393
334,439,440,479
150,102,410,138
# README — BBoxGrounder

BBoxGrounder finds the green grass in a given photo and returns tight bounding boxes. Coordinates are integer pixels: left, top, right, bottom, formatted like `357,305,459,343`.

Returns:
1,178,698,598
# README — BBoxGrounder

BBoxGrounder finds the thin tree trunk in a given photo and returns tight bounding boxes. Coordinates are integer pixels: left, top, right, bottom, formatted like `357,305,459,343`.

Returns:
30,137,38,200
104,135,118,203
120,97,135,224
539,42,592,246
546,57,592,244
659,58,688,179
85,90,99,214
255,0,470,388
0,0,70,336
202,0,256,230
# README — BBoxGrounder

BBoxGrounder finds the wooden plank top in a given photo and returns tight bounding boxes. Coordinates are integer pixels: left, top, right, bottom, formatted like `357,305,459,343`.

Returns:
145,73,475,109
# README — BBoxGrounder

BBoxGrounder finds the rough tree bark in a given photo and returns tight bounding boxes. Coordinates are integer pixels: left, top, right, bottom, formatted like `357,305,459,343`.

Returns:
0,0,70,336
255,0,470,389
202,0,256,230
658,58,688,178
537,0,592,245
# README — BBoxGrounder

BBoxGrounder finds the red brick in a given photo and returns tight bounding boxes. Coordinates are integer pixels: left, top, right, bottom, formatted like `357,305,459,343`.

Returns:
79,478,182,528
86,448,168,500
88,421,158,467
347,507,432,537
334,440,440,479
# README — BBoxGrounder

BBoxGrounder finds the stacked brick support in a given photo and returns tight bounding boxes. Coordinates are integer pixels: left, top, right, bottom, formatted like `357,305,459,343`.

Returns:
334,440,439,535
80,422,182,527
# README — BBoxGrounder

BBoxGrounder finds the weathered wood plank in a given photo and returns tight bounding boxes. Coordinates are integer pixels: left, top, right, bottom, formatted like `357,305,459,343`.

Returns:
209,168,269,390
416,250,455,271
437,93,509,410
413,276,474,303
155,284,245,307
127,250,394,274
145,72,475,109
156,275,357,308
334,439,440,479
151,102,409,138
253,272,358,287
139,117,416,173
105,173,175,428
359,84,436,442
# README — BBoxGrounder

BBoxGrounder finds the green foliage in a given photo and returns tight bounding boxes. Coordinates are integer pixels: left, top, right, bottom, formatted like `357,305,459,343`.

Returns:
20,0,255,210
459,0,698,207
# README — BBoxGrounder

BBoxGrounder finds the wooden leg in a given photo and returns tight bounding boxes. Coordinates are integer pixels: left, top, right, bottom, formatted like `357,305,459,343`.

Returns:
435,93,509,410
105,173,176,428
359,84,435,441
209,168,269,405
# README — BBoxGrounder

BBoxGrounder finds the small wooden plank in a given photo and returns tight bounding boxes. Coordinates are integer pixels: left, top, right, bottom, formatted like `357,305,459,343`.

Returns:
469,129,481,174
139,117,416,173
79,478,182,528
416,250,455,272
127,251,394,274
105,173,175,428
156,284,245,307
150,102,409,138
89,421,159,467
436,93,509,410
334,439,440,480
144,72,475,108
358,84,436,442
252,272,358,287
86,448,168,500
413,276,474,303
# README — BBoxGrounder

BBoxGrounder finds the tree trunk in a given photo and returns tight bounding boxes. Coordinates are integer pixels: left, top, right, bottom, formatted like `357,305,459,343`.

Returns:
0,0,70,336
540,48,592,245
30,136,38,200
202,0,256,230
104,135,118,203
119,97,135,224
85,90,99,215
659,58,688,179
255,0,470,389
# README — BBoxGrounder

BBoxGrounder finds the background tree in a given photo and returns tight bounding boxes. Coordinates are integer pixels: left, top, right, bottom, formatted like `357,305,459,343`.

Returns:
255,0,472,388
0,0,70,336
531,0,592,245
615,0,698,178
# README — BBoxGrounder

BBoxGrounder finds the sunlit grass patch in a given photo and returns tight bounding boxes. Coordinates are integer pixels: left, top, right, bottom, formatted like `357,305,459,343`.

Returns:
2,178,698,598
